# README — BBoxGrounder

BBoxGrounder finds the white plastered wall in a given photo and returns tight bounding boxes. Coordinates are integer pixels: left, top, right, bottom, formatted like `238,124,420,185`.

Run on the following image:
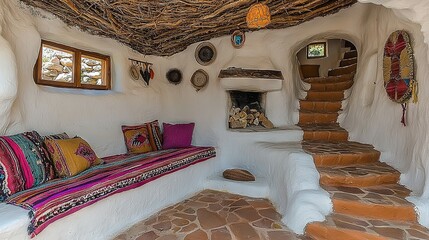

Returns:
3,0,429,237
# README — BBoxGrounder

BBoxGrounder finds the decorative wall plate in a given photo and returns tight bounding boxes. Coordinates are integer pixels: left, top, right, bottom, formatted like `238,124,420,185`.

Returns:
195,42,216,66
191,69,209,91
166,68,183,85
231,30,245,48
130,65,140,80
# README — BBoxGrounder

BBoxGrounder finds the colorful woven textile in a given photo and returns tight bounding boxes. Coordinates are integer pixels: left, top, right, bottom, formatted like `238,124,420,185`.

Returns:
383,30,416,104
6,146,216,237
0,131,55,201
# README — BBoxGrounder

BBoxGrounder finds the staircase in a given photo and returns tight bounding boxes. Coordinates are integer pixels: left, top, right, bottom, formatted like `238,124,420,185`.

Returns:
298,50,429,239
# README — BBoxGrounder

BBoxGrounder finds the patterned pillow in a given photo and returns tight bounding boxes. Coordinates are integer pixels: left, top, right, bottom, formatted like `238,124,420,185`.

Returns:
122,120,163,154
0,131,56,201
45,137,102,177
43,132,70,141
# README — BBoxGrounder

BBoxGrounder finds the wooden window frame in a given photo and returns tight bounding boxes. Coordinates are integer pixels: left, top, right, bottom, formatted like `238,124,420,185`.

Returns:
306,42,327,59
34,40,111,90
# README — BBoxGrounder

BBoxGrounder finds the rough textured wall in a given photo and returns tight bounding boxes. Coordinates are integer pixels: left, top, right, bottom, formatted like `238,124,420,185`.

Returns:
342,0,429,226
0,0,162,157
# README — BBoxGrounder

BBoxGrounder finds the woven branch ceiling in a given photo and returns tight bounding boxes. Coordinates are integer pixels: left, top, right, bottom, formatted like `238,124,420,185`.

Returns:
20,0,357,56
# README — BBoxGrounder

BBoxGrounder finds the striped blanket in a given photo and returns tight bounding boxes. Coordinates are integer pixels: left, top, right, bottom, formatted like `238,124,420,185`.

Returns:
6,147,216,237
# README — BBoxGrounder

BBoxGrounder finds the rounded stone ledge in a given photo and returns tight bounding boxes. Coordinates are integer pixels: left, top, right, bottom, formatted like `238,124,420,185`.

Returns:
205,175,270,198
220,77,283,92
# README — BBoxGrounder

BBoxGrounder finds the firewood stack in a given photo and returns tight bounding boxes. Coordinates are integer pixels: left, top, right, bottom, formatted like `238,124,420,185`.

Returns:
229,105,274,129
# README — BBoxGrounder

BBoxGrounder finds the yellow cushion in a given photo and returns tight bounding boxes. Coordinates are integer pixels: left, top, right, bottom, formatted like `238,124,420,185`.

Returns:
122,125,153,154
45,137,102,177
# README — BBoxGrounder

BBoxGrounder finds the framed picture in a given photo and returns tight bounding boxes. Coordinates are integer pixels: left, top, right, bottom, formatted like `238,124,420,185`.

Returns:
307,42,327,59
231,30,245,48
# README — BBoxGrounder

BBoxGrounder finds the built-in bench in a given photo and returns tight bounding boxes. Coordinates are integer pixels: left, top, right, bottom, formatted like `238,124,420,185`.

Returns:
0,147,217,240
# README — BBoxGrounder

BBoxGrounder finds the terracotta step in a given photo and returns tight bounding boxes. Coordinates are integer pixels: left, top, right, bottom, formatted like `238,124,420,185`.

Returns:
340,57,357,67
300,101,342,112
303,73,354,84
328,63,357,76
310,81,353,91
324,184,416,222
302,141,380,166
305,213,429,240
306,91,344,101
318,162,400,187
344,50,358,59
299,111,338,125
300,124,348,141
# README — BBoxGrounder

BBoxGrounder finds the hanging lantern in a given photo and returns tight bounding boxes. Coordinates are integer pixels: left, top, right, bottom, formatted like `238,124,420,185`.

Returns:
246,3,271,29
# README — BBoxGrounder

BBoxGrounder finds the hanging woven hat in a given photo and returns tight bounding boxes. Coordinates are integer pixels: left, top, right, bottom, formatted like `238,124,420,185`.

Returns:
129,64,140,81
191,69,209,91
166,68,183,85
195,42,216,66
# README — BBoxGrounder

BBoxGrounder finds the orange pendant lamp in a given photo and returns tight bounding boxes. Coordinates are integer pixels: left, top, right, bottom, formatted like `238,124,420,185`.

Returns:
246,2,271,29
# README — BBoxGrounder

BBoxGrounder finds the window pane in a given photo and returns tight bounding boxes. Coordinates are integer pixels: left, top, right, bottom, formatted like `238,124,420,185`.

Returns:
41,44,74,82
81,56,105,86
307,43,326,58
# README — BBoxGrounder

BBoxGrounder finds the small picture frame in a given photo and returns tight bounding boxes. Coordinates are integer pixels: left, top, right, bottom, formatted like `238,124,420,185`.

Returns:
231,30,245,48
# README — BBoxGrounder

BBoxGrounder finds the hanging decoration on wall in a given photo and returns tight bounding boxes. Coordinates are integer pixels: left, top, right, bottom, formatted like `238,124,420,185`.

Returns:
383,30,417,126
166,68,183,85
246,3,271,29
231,30,245,48
129,58,153,86
191,69,209,91
195,42,217,66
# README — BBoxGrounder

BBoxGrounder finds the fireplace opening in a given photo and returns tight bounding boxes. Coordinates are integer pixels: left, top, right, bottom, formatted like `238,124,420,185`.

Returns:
228,91,274,129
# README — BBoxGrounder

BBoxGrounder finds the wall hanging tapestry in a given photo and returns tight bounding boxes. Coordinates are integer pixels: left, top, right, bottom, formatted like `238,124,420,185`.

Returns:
383,30,418,126
195,42,216,66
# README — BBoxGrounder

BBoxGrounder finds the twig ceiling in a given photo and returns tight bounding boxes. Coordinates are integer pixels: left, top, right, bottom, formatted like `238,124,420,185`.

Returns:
19,0,357,56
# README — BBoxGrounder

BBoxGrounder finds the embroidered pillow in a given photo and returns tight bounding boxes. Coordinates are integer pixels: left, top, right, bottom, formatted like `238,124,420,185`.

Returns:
122,120,163,153
45,137,102,177
0,131,56,200
43,132,70,141
122,125,152,154
162,122,195,149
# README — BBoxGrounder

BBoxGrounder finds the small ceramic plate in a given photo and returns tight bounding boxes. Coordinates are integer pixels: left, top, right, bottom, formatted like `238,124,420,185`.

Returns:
130,65,140,80
191,69,209,91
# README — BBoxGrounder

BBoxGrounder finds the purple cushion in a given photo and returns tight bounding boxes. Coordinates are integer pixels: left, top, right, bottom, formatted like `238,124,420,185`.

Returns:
162,123,195,149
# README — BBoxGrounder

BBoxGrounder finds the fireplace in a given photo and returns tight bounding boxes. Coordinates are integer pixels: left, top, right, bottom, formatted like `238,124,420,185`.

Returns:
228,91,273,129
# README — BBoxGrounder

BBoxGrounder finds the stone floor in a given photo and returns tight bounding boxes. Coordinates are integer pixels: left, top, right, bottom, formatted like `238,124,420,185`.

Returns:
114,190,308,240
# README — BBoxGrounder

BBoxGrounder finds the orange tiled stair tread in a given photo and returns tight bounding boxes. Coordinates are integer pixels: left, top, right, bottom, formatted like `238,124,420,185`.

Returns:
114,190,310,240
299,49,429,239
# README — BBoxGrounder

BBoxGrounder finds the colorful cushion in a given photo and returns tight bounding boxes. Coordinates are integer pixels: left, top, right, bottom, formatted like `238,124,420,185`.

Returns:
45,137,102,177
0,131,56,201
162,123,195,149
43,132,70,141
122,120,163,154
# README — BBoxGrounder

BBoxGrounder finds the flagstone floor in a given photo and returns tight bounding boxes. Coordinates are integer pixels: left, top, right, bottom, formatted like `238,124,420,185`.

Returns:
114,189,309,240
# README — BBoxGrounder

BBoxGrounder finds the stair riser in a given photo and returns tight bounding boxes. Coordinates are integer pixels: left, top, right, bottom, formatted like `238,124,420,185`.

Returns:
312,152,380,167
303,131,348,141
306,92,344,101
328,64,357,76
333,199,417,222
299,113,338,124
344,51,358,59
300,101,342,112
306,224,386,240
304,74,354,84
310,81,354,91
340,58,357,67
319,174,400,187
